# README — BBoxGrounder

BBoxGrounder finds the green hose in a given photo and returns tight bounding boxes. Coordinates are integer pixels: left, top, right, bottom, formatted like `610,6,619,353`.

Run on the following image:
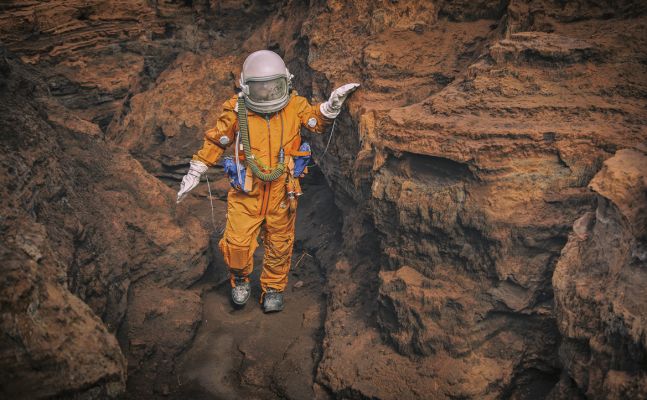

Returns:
237,96,285,181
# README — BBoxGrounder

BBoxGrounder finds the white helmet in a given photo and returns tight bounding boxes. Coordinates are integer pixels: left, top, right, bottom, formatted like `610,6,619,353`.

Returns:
239,50,293,114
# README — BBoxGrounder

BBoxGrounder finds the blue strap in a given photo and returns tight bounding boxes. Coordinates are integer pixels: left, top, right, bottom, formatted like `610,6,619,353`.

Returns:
293,142,311,177
223,156,246,190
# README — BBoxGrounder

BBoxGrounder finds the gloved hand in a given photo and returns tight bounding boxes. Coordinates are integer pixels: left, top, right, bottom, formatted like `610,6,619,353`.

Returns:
320,82,360,119
176,160,208,203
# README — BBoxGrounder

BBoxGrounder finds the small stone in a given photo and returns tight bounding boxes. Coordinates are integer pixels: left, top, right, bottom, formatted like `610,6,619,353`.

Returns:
294,280,304,288
160,384,169,395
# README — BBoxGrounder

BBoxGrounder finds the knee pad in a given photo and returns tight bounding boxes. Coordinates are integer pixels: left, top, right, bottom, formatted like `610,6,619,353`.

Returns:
219,237,256,270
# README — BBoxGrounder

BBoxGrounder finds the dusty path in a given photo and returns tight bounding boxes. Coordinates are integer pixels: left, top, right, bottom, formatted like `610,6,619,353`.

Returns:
170,178,340,400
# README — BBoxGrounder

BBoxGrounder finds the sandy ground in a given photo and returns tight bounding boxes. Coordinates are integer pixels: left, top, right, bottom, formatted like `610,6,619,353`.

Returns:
170,177,338,400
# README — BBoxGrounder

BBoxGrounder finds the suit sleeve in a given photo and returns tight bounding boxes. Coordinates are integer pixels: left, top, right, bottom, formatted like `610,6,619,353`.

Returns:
294,95,334,134
192,94,239,166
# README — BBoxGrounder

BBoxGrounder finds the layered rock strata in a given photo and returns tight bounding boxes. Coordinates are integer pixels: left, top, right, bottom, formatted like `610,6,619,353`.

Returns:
298,1,647,398
1,0,646,399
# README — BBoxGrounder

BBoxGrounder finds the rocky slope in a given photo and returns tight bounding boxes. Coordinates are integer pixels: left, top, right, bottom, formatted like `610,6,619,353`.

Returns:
553,149,647,399
298,2,647,399
1,0,646,399
0,52,126,398
0,48,208,398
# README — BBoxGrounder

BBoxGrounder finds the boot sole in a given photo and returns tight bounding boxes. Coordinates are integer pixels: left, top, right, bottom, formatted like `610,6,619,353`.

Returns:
231,300,248,308
231,293,250,308
262,302,284,313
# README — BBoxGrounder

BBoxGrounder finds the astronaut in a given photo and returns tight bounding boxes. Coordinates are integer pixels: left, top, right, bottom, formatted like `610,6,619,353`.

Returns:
177,50,358,312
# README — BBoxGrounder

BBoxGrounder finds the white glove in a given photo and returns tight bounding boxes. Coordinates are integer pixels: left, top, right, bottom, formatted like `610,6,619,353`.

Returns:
176,160,208,203
320,82,360,119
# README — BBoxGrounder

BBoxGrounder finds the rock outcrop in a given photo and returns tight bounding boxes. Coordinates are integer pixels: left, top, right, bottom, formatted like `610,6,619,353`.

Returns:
0,51,127,398
552,149,647,399
296,1,647,398
0,47,208,398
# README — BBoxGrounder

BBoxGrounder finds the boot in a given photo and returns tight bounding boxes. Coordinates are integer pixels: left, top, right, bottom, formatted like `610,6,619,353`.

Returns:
262,288,284,313
231,276,251,306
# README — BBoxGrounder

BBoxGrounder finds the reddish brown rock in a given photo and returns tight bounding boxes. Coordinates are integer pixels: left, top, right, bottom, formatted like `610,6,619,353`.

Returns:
107,51,242,183
0,45,208,397
552,149,647,400
1,0,647,398
1,219,126,399
298,1,647,398
0,0,279,130
0,51,127,398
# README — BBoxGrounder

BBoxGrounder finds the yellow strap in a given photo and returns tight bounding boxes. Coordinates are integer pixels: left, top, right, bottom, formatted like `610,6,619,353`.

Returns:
244,167,253,192
286,150,311,157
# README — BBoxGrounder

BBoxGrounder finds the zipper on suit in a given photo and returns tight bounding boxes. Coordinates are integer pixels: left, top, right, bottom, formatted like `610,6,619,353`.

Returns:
259,114,272,216
266,114,273,168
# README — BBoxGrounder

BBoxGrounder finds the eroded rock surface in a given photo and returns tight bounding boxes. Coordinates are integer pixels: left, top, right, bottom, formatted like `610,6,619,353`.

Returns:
1,0,646,399
0,48,208,398
0,51,127,399
552,150,647,399
301,2,647,398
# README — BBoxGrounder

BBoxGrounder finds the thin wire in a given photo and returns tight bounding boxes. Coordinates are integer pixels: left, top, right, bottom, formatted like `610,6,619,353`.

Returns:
205,174,218,233
321,117,337,157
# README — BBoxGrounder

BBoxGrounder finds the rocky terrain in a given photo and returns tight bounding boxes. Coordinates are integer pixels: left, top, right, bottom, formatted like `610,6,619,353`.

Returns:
1,0,646,399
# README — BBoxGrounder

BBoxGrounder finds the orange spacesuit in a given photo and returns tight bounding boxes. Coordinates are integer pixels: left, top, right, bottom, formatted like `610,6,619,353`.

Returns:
192,91,332,296
177,50,358,311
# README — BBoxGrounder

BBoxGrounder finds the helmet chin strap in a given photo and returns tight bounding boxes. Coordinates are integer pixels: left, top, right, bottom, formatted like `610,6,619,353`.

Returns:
286,68,293,90
238,72,247,95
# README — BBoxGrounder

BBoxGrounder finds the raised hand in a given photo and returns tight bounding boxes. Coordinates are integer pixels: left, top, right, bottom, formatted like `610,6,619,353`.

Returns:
320,82,360,118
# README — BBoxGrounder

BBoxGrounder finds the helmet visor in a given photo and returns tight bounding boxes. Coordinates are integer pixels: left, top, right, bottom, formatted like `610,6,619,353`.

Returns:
247,77,288,103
